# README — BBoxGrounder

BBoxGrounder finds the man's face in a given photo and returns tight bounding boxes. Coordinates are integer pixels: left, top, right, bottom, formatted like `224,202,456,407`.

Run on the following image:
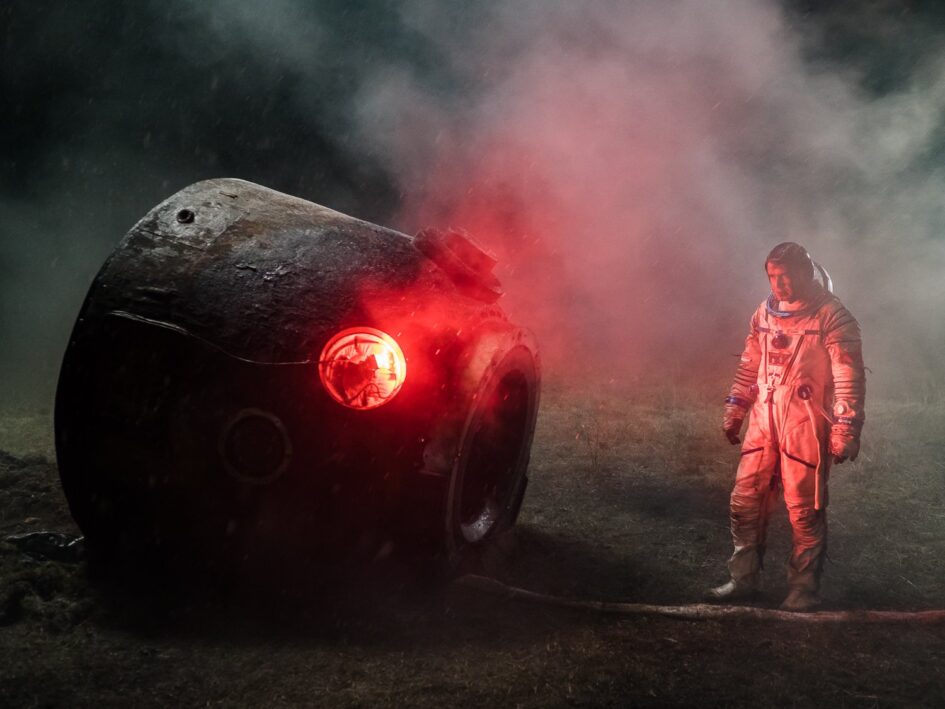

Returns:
766,261,809,302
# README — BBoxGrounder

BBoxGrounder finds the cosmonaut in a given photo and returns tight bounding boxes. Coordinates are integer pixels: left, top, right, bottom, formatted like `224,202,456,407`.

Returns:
707,242,866,612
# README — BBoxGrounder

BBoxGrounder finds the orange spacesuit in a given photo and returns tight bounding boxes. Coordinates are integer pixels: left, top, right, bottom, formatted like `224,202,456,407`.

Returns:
708,243,865,611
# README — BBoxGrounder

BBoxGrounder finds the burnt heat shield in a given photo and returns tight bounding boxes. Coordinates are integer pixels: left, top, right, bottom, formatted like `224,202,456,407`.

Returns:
55,179,540,574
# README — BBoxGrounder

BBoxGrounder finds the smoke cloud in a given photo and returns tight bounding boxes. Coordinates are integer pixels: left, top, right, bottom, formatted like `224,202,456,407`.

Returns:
351,0,945,396
3,0,945,405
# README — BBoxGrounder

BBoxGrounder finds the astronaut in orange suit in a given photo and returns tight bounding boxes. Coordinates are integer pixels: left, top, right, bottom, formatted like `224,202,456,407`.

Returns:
707,242,865,611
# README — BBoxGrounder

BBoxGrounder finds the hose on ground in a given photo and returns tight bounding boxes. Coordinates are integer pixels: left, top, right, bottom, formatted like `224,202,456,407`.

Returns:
457,575,945,624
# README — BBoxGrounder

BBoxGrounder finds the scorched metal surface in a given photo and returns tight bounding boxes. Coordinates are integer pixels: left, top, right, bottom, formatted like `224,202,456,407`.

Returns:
55,178,540,573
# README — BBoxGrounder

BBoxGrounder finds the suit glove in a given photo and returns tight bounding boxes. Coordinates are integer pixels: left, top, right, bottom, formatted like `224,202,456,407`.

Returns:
722,404,745,445
829,425,860,464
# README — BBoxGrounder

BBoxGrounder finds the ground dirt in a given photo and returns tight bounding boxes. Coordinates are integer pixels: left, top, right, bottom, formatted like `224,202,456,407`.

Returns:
1,385,944,707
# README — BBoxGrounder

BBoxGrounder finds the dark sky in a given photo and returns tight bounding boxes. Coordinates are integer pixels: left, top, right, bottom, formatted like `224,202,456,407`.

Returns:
3,0,945,406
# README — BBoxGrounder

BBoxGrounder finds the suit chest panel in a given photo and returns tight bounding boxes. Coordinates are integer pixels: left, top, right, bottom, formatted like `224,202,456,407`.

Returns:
757,316,827,382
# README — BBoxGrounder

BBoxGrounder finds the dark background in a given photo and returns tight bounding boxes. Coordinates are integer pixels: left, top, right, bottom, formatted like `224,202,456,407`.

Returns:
3,0,945,407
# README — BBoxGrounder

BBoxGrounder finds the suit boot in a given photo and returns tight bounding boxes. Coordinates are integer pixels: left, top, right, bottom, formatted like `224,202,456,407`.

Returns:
704,574,759,603
780,587,820,612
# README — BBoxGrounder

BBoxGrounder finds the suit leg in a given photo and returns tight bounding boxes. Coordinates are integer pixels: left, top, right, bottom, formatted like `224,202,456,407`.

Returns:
727,443,779,583
781,450,828,593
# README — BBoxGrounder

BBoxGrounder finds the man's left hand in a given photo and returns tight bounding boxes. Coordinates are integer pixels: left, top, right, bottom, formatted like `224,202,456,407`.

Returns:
830,428,860,464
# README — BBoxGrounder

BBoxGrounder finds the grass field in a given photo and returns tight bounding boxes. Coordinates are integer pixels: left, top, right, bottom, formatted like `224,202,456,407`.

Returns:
1,383,944,706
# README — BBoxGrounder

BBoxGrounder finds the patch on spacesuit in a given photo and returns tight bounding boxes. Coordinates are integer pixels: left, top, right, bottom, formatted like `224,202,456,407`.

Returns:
771,332,790,349
767,352,790,366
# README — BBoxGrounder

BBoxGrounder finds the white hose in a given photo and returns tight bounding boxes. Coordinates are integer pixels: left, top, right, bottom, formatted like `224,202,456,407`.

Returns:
458,575,945,624
802,399,826,510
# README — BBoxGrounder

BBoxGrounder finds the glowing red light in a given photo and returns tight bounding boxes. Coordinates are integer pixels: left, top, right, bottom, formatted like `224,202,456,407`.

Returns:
318,328,407,410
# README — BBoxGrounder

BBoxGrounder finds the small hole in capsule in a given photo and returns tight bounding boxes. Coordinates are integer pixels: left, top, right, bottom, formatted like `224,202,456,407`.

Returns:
176,208,195,224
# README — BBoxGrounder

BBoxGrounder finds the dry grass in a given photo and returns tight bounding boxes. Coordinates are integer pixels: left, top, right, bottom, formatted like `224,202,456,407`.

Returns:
0,409,55,461
512,384,945,610
0,386,944,706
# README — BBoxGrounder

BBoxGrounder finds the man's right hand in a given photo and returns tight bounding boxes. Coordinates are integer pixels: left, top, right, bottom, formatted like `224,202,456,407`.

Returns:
722,404,744,445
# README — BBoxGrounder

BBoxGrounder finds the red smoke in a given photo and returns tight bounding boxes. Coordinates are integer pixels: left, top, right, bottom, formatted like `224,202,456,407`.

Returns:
391,46,749,386
357,1,945,396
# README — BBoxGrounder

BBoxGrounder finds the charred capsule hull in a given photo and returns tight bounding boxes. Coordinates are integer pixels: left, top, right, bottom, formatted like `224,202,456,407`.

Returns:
55,179,540,569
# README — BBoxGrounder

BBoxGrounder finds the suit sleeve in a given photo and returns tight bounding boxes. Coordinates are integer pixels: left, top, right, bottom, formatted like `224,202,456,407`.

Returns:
824,304,866,432
726,310,762,410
